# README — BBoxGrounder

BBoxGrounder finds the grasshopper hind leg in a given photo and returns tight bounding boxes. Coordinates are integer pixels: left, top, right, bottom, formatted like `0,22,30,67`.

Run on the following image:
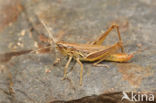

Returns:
90,24,125,53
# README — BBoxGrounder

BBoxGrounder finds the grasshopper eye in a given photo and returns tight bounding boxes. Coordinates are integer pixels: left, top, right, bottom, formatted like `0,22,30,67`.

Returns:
57,44,63,48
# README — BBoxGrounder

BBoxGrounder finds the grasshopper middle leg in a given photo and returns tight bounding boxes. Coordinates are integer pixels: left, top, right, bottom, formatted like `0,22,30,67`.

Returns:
93,57,110,68
76,58,83,86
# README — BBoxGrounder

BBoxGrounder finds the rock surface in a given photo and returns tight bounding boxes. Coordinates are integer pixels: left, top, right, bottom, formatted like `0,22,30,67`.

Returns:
0,0,156,103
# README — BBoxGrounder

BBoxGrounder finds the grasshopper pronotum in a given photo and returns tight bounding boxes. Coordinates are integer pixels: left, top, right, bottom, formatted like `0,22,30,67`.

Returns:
38,18,133,85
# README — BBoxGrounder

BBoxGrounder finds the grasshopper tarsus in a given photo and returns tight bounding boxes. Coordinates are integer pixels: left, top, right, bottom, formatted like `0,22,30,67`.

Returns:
61,76,66,81
53,58,61,66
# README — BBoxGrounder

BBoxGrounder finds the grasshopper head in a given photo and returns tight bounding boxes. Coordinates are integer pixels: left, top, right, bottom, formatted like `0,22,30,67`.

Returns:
56,41,74,56
56,42,67,55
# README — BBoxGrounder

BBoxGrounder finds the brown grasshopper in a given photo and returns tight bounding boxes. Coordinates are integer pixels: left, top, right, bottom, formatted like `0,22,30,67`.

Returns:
38,19,133,85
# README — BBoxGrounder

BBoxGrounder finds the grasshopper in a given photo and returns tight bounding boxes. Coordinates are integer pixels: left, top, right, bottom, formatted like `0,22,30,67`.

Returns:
38,19,133,85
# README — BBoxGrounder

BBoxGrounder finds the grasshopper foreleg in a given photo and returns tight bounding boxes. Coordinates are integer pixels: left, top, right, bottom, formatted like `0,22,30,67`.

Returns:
62,56,73,80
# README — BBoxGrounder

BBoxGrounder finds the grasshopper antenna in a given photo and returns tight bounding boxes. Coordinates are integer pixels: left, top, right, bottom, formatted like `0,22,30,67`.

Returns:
37,17,60,64
38,17,57,45
29,17,57,54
